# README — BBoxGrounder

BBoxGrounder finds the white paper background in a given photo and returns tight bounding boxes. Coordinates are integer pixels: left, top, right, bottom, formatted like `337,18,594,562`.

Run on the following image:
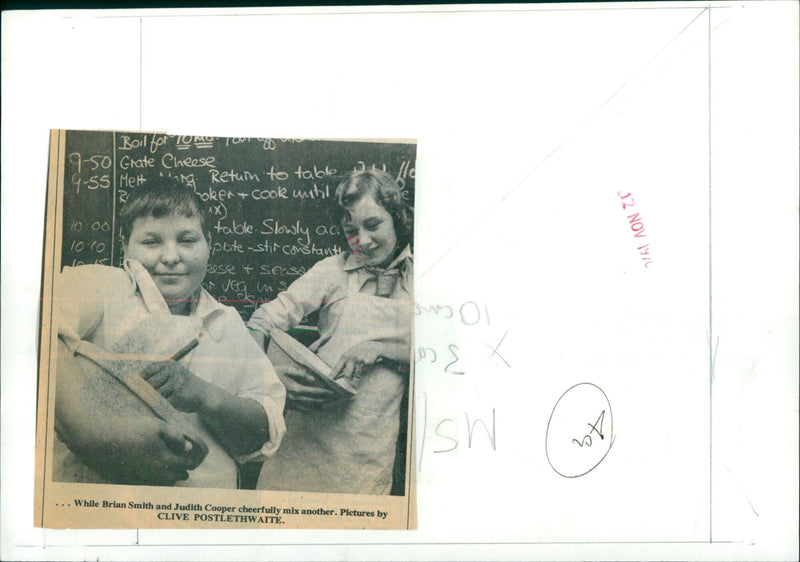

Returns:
2,3,797,560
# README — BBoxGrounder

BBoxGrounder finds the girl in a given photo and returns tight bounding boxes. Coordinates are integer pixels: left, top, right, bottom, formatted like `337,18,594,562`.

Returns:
248,169,413,495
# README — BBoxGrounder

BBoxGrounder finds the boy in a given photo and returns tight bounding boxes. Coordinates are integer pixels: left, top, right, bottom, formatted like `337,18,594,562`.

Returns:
53,182,285,488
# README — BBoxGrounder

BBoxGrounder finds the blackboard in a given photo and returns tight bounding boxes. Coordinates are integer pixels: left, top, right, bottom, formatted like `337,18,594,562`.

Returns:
59,130,416,320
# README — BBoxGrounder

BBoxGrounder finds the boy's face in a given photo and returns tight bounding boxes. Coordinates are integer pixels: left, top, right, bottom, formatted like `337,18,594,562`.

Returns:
123,214,209,305
341,193,398,268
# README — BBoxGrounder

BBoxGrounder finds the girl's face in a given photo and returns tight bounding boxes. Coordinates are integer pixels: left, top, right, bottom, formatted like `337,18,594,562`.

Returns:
341,193,398,268
123,213,209,309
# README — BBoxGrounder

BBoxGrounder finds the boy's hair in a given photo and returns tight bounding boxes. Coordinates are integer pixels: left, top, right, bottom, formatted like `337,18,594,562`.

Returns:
119,178,208,241
332,169,414,251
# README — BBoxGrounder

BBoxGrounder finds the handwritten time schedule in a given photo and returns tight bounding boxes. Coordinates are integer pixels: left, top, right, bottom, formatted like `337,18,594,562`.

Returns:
60,131,416,320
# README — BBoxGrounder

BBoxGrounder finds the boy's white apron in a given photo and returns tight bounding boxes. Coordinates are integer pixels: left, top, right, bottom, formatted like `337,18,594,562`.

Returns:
258,271,411,495
52,261,237,489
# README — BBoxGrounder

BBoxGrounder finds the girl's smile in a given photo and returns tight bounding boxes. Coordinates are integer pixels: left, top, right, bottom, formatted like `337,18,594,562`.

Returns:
341,194,398,268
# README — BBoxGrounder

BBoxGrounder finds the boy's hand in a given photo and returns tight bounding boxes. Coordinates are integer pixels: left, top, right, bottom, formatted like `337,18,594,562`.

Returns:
157,419,209,471
142,360,270,456
141,361,213,413
83,417,209,486
55,339,209,486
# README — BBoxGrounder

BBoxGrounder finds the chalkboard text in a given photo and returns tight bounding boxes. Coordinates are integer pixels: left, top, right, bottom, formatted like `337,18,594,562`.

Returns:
59,131,415,321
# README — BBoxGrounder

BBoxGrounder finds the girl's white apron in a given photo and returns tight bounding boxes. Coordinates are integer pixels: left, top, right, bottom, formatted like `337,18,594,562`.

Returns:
258,270,411,495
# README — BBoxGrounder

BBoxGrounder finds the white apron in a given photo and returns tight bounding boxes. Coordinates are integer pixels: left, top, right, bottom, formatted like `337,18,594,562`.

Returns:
51,335,238,489
257,271,411,495
52,261,237,489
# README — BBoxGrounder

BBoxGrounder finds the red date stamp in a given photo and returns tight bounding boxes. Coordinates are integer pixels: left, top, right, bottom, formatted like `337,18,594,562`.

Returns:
617,191,653,268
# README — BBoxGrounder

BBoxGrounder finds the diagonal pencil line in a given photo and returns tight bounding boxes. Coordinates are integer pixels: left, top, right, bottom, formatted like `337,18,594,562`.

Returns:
421,7,709,278
74,5,730,20
722,464,760,517
708,6,713,542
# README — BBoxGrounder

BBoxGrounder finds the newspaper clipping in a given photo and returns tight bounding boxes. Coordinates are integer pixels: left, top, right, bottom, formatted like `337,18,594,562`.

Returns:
34,130,417,529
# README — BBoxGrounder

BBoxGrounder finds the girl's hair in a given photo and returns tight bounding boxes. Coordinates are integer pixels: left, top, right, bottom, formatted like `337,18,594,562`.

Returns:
119,178,208,241
332,169,414,251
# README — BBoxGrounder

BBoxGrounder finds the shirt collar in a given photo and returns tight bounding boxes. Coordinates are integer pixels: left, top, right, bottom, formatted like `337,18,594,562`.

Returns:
192,289,228,342
124,259,227,342
343,244,413,273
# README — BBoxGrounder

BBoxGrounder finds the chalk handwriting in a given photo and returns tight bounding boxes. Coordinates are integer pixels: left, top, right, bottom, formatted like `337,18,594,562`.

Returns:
60,131,415,322
68,152,112,194
175,136,214,150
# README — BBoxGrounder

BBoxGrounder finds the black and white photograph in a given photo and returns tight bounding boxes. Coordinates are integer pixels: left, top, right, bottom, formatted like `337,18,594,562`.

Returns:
35,130,416,529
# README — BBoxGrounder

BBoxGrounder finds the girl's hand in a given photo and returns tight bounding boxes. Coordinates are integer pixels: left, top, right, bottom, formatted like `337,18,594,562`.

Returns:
276,365,342,411
331,341,384,380
141,361,213,413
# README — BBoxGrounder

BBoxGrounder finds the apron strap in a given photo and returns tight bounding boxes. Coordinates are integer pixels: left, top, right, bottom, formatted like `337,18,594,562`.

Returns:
70,338,178,423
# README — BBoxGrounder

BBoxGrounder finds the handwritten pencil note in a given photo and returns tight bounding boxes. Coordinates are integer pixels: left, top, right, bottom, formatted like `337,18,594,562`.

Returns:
546,383,614,478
